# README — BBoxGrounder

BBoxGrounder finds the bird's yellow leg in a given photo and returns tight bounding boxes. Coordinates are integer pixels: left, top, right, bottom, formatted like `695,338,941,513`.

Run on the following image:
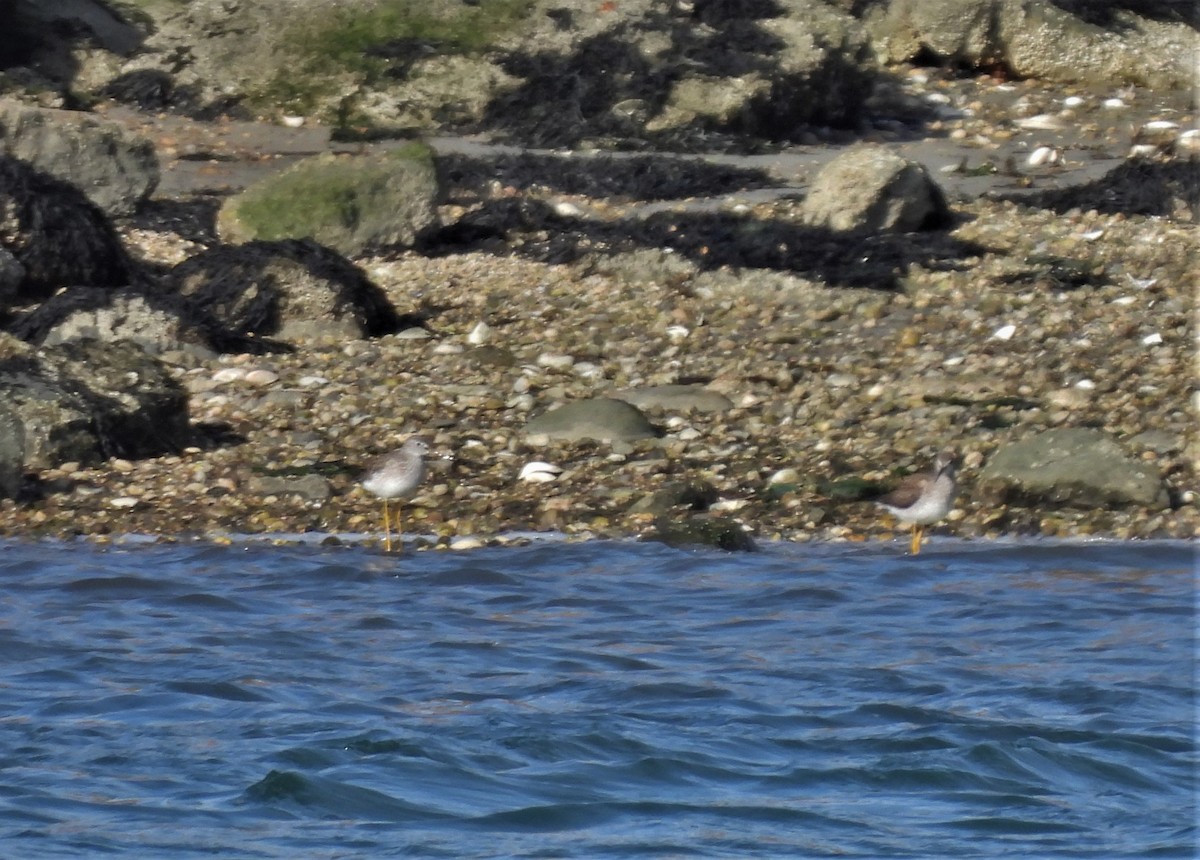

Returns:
910,525,922,555
396,504,406,555
382,498,392,553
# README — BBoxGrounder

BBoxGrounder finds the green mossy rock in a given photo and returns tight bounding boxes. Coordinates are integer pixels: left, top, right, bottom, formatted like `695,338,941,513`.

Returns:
217,144,437,257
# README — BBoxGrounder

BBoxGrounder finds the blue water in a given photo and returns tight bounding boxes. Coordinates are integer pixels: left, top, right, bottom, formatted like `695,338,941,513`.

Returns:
0,539,1193,858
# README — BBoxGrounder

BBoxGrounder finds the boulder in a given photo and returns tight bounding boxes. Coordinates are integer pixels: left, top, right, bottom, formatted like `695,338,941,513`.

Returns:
863,0,1194,92
8,285,219,354
0,101,159,216
169,239,403,341
643,515,758,553
0,334,189,469
977,428,1170,509
801,145,950,233
216,146,439,257
524,398,658,442
0,402,24,499
0,155,133,302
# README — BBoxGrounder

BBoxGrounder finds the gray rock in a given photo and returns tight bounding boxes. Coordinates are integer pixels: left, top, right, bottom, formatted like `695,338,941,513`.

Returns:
525,398,658,443
801,145,949,233
251,474,332,502
977,428,1170,510
0,335,189,470
216,147,439,257
170,239,403,342
0,402,25,499
612,385,734,414
863,0,1194,91
629,481,720,516
0,155,133,301
0,101,159,216
8,285,218,354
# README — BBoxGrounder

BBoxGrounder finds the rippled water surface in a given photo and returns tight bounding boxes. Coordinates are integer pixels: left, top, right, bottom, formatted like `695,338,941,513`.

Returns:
0,539,1193,858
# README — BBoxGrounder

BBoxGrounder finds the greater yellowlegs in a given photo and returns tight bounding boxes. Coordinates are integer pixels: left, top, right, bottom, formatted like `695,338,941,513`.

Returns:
360,436,430,553
876,449,958,555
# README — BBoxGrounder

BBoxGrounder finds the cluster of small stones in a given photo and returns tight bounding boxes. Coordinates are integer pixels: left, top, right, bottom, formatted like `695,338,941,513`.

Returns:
1,69,1195,548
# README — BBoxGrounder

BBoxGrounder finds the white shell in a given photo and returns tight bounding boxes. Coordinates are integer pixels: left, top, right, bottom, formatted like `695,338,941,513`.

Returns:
281,115,306,128
519,462,563,482
991,324,1017,341
1142,332,1163,346
1016,114,1064,130
1027,145,1060,167
212,367,247,383
1102,98,1126,109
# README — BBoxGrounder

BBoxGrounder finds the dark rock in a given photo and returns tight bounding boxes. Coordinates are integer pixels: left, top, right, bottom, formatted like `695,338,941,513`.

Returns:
629,480,721,515
0,101,160,216
644,515,758,552
0,155,133,302
977,428,1170,510
0,402,24,499
801,145,950,233
0,335,189,469
169,239,403,341
524,398,658,442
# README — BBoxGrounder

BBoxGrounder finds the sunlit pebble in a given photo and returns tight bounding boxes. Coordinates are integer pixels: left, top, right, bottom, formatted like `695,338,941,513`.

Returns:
468,321,492,345
1142,120,1179,131
666,325,689,342
1111,296,1136,306
991,324,1017,341
551,200,583,218
1142,332,1163,346
1103,98,1126,109
449,536,487,550
1179,129,1200,152
710,499,748,512
769,468,800,485
109,497,139,509
1076,229,1105,241
298,375,328,387
1127,144,1161,158
1074,379,1096,390
677,427,701,441
211,367,246,383
537,353,575,370
1062,95,1085,108
243,369,279,386
518,462,562,483
432,342,463,355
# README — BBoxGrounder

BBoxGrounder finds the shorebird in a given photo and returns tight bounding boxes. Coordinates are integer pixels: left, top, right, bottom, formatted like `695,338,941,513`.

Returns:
876,449,958,555
360,435,430,553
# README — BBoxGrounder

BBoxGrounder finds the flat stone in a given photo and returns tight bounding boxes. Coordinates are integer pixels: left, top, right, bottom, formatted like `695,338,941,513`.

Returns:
524,398,658,442
611,384,734,414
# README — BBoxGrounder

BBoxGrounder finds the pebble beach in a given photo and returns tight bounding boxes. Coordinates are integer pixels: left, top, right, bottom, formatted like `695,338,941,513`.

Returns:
3,70,1196,548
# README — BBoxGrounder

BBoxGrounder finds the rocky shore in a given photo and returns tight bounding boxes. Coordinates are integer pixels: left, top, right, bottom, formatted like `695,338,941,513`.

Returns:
0,0,1195,549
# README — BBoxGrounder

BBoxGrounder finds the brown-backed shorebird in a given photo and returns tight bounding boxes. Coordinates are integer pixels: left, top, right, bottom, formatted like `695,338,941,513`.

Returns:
876,449,958,555
360,436,430,553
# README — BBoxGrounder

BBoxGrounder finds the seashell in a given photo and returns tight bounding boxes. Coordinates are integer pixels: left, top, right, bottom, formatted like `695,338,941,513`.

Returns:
666,325,689,342
1016,114,1065,131
1027,145,1061,167
519,462,563,483
991,324,1016,341
281,115,306,128
1102,98,1126,109
1074,378,1096,390
1141,332,1163,346
1062,95,1085,108
710,499,748,512
243,369,279,386
212,367,247,383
